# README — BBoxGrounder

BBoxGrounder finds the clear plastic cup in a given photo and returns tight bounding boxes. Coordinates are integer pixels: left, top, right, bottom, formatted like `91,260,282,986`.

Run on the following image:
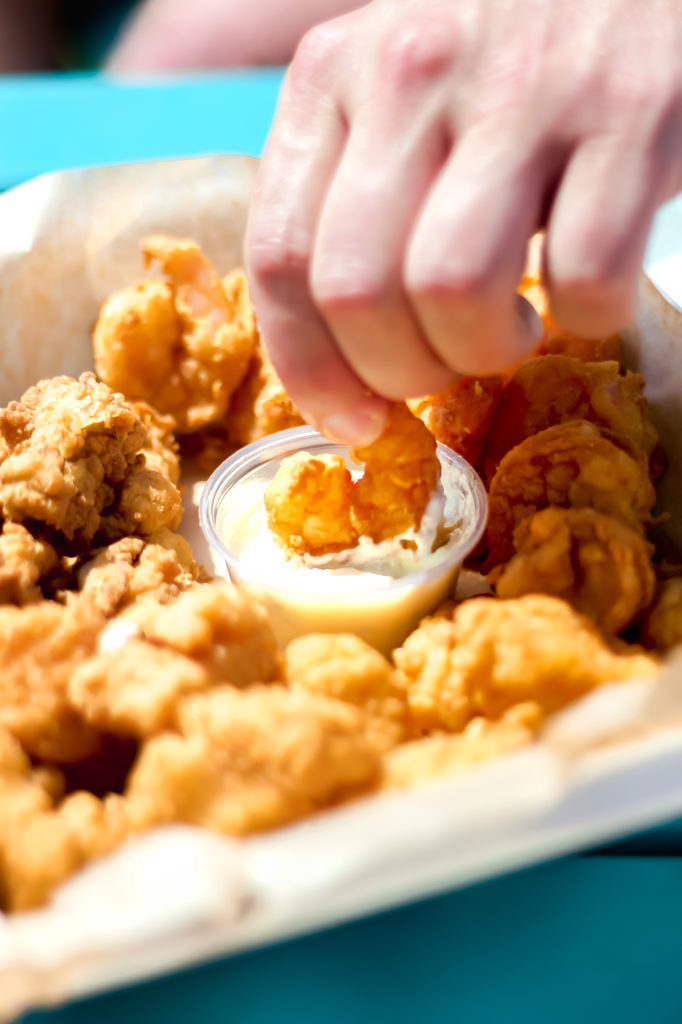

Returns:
199,426,488,654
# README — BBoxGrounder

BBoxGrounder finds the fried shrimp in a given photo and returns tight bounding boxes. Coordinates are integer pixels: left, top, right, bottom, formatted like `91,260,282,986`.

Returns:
395,594,658,732
408,376,504,471
265,403,440,557
93,240,257,432
483,356,658,480
265,452,358,556
351,402,440,543
494,507,656,635
486,421,655,565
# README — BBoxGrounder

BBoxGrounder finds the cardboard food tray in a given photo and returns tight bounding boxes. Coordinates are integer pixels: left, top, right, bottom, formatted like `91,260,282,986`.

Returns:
2,154,682,1021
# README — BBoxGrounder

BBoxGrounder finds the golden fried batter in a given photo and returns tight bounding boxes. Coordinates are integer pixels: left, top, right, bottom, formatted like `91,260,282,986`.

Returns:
495,508,656,635
395,594,658,732
77,529,200,617
483,356,658,480
0,598,105,762
486,421,656,565
0,523,60,605
71,583,280,739
408,376,504,471
127,685,380,836
641,578,682,652
351,402,440,543
0,373,147,546
383,709,536,789
284,633,412,752
93,242,257,433
132,401,180,483
1,791,130,912
265,452,358,556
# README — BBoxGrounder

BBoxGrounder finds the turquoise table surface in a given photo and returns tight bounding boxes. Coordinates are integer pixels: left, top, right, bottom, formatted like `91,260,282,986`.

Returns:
3,70,682,1023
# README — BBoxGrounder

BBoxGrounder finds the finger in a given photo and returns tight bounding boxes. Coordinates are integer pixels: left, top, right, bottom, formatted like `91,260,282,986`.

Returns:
405,120,549,376
245,21,387,445
544,135,671,337
309,21,459,399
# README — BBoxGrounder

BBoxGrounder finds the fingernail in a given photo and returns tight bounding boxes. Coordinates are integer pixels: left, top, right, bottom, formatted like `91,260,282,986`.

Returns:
321,408,387,446
515,294,545,346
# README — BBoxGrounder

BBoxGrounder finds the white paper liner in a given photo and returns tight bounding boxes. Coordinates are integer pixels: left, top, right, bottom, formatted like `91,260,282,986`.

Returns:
0,156,681,1020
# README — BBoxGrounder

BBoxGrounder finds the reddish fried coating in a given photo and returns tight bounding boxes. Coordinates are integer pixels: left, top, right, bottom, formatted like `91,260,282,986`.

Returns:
77,528,200,617
483,356,658,480
396,595,657,732
0,373,147,546
495,508,656,635
351,402,440,543
383,708,536,789
0,599,106,762
408,376,504,470
0,523,60,605
1,790,130,911
486,421,655,565
641,578,682,652
126,685,380,836
265,452,358,556
283,633,412,752
93,243,256,433
538,333,622,363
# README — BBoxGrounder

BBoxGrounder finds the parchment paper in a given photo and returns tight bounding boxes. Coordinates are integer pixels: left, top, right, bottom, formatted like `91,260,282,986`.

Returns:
1,156,682,1022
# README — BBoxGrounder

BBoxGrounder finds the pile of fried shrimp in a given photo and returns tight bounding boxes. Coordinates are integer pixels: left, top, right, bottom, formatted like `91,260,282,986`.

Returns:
0,235,676,914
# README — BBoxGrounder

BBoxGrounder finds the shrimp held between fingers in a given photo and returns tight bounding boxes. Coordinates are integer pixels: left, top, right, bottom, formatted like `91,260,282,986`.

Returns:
265,402,440,557
486,421,656,566
408,376,504,472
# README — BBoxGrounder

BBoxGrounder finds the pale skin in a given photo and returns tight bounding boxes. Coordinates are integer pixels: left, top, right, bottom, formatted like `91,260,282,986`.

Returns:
244,0,682,445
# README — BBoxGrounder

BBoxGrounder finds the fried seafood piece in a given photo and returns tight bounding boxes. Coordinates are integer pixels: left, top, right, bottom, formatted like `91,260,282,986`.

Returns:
265,452,358,556
0,373,147,545
77,529,200,617
351,402,440,543
93,241,257,433
99,459,184,539
132,401,180,483
395,594,658,732
641,578,682,652
1,791,131,912
486,421,656,566
408,376,504,470
538,332,622,363
494,508,656,635
0,522,60,605
383,708,536,789
0,599,105,762
71,583,280,738
226,336,305,449
283,633,412,752
518,258,622,363
126,685,380,836
482,356,658,480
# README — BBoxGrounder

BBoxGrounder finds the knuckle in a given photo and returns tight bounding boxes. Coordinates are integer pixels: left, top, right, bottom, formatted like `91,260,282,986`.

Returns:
311,264,388,316
246,226,312,294
289,21,348,92
407,262,490,311
378,15,459,93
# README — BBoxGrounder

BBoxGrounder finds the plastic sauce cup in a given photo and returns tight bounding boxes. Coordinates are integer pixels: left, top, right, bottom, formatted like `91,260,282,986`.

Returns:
199,426,488,654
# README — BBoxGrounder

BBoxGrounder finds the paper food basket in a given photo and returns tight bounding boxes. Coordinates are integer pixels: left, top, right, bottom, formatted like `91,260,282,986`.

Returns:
1,155,682,1022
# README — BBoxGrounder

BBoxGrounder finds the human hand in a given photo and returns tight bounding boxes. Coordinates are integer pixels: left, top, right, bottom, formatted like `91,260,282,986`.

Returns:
246,0,682,444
